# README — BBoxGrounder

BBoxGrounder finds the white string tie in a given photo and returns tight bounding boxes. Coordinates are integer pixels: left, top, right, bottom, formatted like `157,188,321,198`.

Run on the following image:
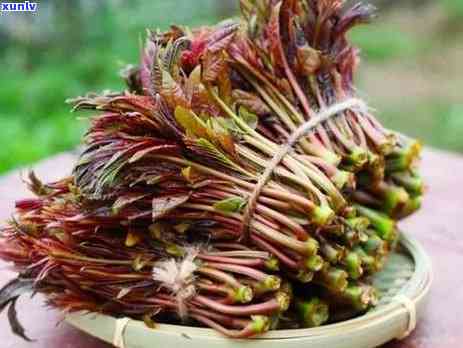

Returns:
113,317,130,348
395,294,417,340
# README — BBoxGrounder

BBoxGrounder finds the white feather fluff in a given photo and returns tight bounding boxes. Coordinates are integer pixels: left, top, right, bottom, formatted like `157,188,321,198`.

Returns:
152,247,199,319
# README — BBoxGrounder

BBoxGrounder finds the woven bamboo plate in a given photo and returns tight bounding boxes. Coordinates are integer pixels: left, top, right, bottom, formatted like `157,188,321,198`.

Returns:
66,233,432,348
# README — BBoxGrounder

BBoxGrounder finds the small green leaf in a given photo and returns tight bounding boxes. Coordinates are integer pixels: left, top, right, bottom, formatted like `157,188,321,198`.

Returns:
174,106,208,138
206,118,237,158
195,138,241,172
213,196,247,213
162,69,176,90
166,243,185,257
188,65,202,88
215,117,243,134
132,255,150,272
125,231,143,247
182,166,204,183
239,106,258,130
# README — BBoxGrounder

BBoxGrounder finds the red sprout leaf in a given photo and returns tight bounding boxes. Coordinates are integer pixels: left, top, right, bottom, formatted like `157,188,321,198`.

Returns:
206,22,239,53
141,37,158,95
201,50,228,84
266,2,285,69
334,3,377,42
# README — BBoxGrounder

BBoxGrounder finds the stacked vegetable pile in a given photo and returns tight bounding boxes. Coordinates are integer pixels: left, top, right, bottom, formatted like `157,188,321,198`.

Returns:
0,0,424,339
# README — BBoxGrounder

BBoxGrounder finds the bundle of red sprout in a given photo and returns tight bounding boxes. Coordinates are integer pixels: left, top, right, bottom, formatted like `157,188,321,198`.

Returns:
0,0,423,340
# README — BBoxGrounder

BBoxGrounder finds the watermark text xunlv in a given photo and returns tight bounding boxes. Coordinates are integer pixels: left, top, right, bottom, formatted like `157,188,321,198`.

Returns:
1,1,37,12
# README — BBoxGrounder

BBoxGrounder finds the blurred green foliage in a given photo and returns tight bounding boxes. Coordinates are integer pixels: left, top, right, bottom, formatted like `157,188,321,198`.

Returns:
442,0,463,19
0,0,222,174
349,25,419,62
379,103,463,152
0,0,461,174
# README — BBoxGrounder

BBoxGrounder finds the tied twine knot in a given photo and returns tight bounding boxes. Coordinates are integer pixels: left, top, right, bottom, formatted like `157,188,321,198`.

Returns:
240,98,368,241
152,247,199,319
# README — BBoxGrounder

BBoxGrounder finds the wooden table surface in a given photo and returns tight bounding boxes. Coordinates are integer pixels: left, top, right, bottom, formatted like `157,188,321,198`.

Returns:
0,149,462,348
